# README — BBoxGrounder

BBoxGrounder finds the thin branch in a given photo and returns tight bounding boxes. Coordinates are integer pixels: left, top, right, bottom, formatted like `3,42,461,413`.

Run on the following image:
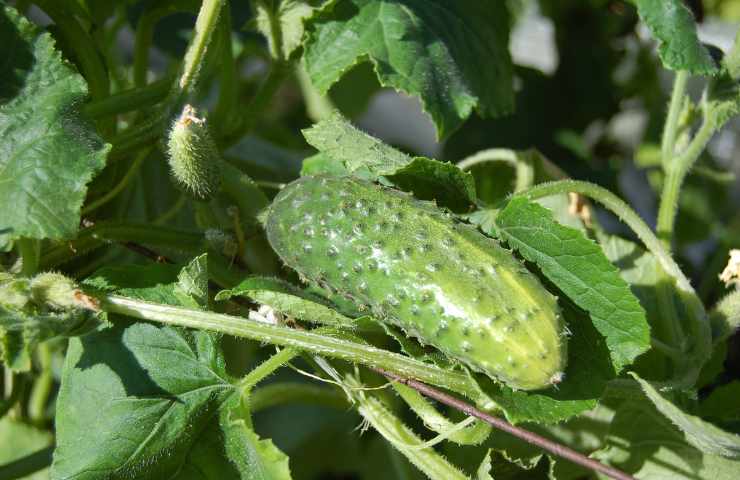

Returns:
373,368,636,480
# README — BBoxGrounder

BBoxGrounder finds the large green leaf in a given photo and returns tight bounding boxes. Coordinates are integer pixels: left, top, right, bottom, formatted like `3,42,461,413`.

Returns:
51,261,235,479
592,397,740,479
629,0,718,75
495,197,650,372
303,0,513,138
0,6,109,241
633,373,740,459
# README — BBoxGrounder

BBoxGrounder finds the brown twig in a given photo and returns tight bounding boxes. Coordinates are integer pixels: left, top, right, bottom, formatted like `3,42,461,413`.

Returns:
373,367,635,480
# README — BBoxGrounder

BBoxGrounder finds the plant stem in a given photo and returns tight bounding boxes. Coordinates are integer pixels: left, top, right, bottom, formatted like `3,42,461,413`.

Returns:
249,382,349,412
661,70,689,170
37,1,109,102
39,222,205,270
83,79,172,119
17,239,40,277
82,149,150,215
221,61,291,146
179,0,225,94
28,344,53,425
212,4,238,129
375,368,636,480
99,295,479,398
153,194,188,225
656,117,717,247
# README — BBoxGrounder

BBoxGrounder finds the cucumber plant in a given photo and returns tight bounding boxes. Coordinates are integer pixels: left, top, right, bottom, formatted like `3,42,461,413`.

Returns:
1,1,740,480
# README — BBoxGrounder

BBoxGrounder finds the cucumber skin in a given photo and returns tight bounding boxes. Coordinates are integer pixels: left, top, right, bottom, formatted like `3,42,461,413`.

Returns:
266,176,567,390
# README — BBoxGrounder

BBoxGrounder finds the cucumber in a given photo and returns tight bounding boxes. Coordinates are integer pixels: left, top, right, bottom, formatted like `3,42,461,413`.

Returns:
265,176,567,390
166,104,222,201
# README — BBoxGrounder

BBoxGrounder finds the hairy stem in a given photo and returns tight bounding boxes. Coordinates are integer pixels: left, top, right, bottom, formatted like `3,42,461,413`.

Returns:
98,295,479,398
661,70,689,170
83,79,172,119
82,149,150,215
28,344,53,425
179,0,225,94
39,222,205,270
656,117,717,247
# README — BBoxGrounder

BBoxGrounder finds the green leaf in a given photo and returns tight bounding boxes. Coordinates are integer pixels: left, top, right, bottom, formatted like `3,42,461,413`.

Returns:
176,253,210,308
592,397,740,479
0,6,109,241
476,450,493,480
255,0,329,60
302,112,476,209
632,373,740,459
600,235,712,385
303,0,514,137
220,395,293,480
386,157,476,212
300,152,348,176
706,30,740,126
629,0,718,74
215,276,356,329
495,197,650,372
302,112,412,175
51,263,235,479
699,381,740,423
710,289,740,344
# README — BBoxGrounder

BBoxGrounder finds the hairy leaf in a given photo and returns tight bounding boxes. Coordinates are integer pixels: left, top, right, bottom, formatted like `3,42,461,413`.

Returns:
592,396,740,479
496,197,650,372
52,262,235,479
629,0,717,74
633,373,740,459
304,0,513,137
220,395,293,480
302,112,475,208
0,6,109,241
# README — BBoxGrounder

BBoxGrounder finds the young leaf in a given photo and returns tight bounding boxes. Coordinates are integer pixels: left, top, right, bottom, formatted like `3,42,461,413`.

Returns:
215,276,357,329
303,0,514,137
302,112,476,209
495,197,650,372
0,6,109,241
51,263,235,479
219,395,293,480
629,0,718,75
632,373,740,459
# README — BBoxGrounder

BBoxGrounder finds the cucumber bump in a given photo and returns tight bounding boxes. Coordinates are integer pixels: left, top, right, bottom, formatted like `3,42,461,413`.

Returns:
265,176,567,390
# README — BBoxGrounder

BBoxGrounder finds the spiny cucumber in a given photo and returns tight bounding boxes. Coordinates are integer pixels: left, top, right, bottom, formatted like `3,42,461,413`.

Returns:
166,104,222,201
265,176,567,390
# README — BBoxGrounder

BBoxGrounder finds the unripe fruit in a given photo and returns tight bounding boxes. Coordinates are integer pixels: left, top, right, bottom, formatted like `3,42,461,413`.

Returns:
265,176,568,390
166,104,222,201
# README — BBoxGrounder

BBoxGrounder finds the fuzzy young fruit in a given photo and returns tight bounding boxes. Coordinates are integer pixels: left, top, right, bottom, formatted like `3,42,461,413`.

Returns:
166,104,222,201
265,176,568,390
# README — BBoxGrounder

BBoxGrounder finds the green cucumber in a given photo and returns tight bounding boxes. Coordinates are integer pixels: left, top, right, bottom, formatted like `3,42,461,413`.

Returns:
166,104,222,201
265,176,567,390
